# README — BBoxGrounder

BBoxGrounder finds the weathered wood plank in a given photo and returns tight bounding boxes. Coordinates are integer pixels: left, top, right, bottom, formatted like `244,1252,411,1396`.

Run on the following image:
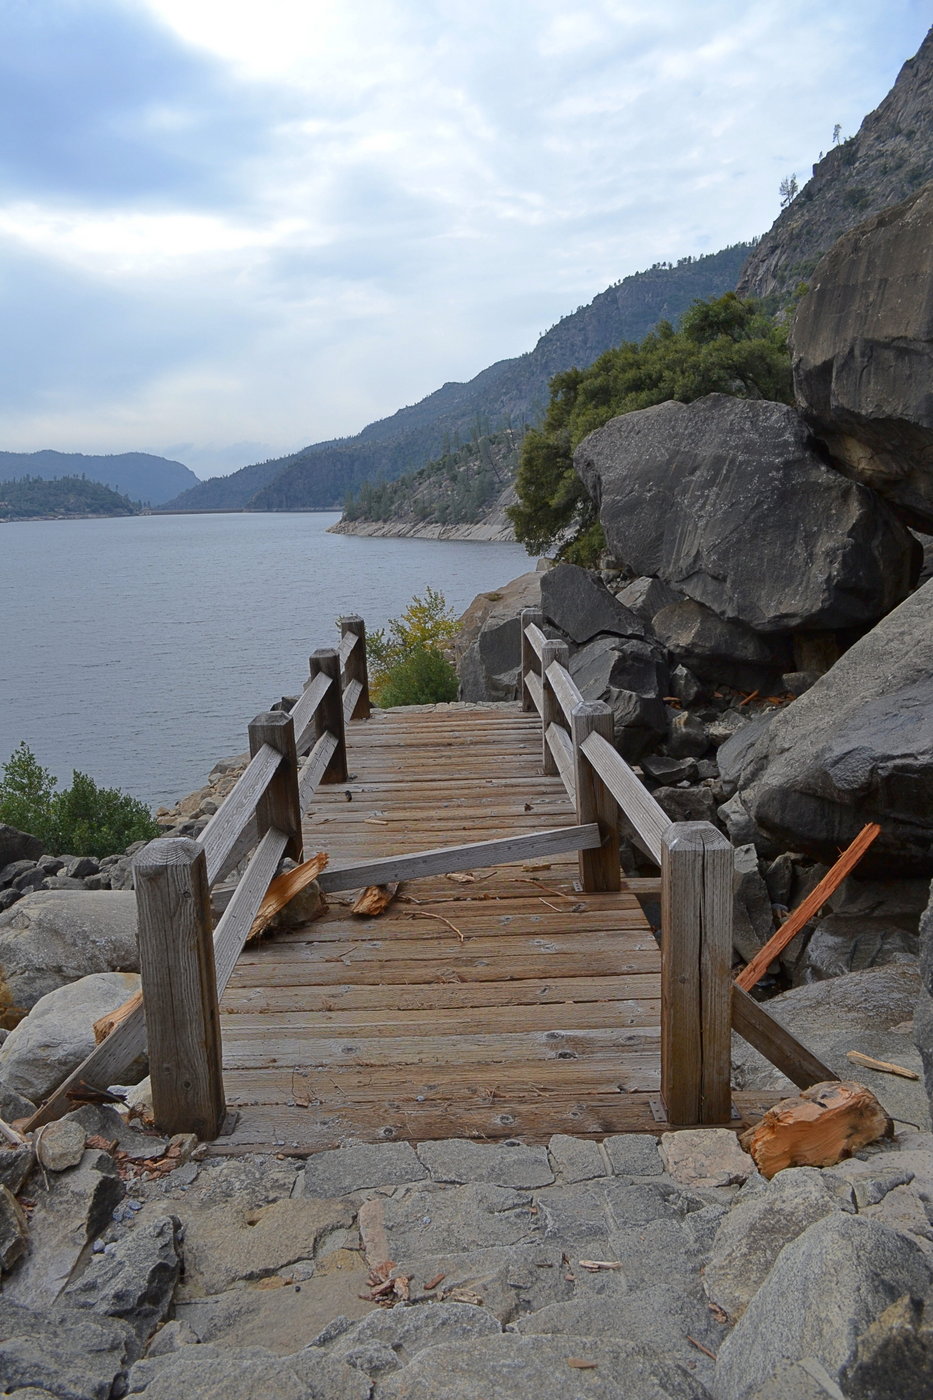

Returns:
661,823,733,1125
524,669,543,716
308,647,348,783
580,730,672,865
572,703,620,893
213,827,289,995
290,672,331,753
540,640,568,777
135,838,225,1139
248,711,302,864
546,661,584,725
316,823,602,892
221,972,661,1014
198,743,280,885
521,610,544,711
298,731,339,810
732,986,838,1089
342,678,363,723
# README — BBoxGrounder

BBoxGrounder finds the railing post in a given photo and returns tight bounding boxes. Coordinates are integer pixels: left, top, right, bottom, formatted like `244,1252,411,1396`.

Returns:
134,838,225,1140
571,701,620,892
660,821,733,1125
339,615,371,720
540,638,568,776
309,647,348,783
520,607,543,713
247,710,303,862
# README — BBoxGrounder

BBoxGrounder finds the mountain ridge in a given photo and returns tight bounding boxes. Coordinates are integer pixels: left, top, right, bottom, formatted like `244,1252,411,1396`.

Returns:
162,243,754,513
0,450,198,507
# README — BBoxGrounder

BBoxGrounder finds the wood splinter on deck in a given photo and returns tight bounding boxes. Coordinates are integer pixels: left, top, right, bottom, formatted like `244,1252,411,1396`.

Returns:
351,882,400,917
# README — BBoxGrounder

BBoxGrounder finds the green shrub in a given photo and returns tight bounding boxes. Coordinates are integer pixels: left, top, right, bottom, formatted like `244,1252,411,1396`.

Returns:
368,588,460,707
376,645,460,707
0,742,159,857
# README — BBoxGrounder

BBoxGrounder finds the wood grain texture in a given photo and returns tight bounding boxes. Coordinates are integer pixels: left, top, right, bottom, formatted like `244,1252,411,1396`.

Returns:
198,743,280,885
660,822,733,1125
134,838,225,1139
339,616,371,719
290,672,331,753
540,640,568,777
580,730,672,865
732,986,838,1089
546,660,584,725
215,704,678,1151
521,610,544,711
213,827,289,995
316,823,601,892
298,731,339,811
309,647,348,783
248,711,302,863
546,722,576,801
572,703,620,893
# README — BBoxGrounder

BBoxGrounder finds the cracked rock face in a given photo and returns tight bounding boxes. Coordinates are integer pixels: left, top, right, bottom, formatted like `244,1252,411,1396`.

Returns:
792,183,933,532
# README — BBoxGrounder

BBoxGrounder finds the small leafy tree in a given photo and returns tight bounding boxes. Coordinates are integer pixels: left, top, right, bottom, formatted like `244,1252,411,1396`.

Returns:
0,743,159,857
0,741,58,846
779,173,799,207
367,588,460,707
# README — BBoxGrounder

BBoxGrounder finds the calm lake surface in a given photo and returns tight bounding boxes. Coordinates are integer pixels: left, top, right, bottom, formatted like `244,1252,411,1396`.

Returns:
1,513,529,807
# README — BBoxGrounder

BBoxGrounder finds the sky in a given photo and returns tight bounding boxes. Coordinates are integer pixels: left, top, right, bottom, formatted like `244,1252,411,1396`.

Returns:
0,2,928,479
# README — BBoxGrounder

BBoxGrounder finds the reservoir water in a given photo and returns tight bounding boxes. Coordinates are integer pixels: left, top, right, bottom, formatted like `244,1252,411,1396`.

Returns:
0,512,529,807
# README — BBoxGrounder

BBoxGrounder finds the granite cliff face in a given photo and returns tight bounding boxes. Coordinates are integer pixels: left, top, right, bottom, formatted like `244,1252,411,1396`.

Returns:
792,183,933,531
738,27,933,302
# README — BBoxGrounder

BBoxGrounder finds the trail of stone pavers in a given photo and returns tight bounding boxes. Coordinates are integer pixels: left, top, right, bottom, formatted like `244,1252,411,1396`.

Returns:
1,1118,931,1399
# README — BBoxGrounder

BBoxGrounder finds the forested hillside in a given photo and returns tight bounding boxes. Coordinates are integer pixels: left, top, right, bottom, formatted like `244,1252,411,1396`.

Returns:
341,429,522,527
163,243,753,513
0,450,197,506
0,476,140,520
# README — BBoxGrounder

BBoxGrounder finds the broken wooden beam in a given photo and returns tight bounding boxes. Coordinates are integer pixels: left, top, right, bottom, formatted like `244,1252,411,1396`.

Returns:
735,823,881,990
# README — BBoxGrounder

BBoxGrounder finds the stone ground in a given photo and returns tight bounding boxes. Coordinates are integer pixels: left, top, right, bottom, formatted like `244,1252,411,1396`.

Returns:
2,1120,932,1399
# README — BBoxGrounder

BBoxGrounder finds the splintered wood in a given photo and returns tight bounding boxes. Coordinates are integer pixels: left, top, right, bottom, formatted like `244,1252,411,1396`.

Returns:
740,1080,893,1178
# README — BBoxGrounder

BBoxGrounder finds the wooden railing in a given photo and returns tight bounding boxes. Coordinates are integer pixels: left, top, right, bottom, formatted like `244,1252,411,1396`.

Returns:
519,607,836,1126
25,606,835,1140
26,613,605,1139
26,618,368,1138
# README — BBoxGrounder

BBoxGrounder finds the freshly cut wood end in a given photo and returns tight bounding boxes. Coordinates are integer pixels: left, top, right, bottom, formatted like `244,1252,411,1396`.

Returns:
93,989,143,1044
352,882,400,917
247,852,329,944
740,1079,893,1179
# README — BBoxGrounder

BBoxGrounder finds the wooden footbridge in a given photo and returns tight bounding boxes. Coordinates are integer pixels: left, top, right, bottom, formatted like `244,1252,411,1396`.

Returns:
28,613,834,1150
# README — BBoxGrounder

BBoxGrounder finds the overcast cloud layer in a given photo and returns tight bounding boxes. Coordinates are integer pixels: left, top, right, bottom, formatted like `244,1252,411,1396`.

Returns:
1,1,928,478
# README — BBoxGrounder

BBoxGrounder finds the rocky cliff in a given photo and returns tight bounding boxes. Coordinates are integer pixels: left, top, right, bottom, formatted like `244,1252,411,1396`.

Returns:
738,27,933,301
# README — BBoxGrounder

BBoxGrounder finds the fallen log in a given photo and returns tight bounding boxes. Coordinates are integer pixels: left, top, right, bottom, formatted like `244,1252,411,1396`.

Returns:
351,882,400,917
740,1079,893,1179
735,823,880,990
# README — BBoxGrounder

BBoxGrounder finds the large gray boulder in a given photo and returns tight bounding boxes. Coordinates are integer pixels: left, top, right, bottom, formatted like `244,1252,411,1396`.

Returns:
792,183,933,531
0,889,139,1026
728,579,933,874
652,599,790,693
540,562,647,644
575,394,917,633
0,825,43,871
714,1214,933,1400
456,570,542,702
0,970,143,1104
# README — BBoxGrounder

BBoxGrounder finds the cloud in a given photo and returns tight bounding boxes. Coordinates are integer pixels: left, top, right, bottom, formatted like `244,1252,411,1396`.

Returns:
0,0,929,472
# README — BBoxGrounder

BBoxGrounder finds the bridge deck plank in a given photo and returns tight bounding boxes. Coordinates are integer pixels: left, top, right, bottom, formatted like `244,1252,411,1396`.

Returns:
216,705,710,1152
